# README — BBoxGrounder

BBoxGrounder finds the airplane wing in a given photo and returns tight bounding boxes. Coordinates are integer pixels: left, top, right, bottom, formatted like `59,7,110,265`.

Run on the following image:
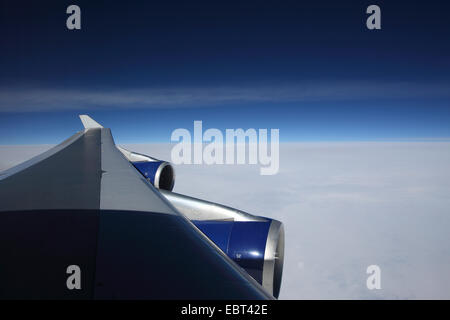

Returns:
0,116,275,299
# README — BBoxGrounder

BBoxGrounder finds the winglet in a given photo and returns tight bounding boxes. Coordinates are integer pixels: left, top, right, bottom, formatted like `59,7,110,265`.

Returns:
79,115,104,129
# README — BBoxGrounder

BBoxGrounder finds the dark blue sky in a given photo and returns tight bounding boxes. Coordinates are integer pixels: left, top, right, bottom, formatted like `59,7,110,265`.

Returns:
1,0,449,143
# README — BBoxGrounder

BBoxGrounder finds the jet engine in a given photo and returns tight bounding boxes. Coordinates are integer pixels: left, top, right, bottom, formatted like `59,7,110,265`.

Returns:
160,190,285,298
193,219,284,298
117,146,175,191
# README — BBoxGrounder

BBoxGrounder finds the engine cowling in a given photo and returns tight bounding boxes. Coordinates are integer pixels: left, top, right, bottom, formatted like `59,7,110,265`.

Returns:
132,161,175,191
116,146,175,191
192,219,285,298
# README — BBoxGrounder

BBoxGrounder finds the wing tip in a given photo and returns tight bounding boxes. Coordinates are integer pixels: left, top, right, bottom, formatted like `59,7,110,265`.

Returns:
79,115,104,129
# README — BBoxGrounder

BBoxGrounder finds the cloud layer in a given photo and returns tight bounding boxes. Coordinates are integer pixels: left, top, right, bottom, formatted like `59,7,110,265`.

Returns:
1,82,450,112
1,142,450,299
126,142,450,299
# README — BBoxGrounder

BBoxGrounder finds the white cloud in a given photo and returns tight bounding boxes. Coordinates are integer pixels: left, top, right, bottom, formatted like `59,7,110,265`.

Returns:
126,142,450,299
1,82,450,112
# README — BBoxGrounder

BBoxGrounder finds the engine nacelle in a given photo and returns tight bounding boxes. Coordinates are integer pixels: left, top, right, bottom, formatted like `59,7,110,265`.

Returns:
159,190,285,298
132,160,175,191
193,219,284,298
117,146,175,191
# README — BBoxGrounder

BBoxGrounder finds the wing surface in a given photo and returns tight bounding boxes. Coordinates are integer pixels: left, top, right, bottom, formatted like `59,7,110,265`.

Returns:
0,119,273,299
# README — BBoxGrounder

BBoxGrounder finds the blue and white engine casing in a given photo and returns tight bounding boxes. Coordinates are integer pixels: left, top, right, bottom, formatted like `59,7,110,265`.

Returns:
117,146,175,191
119,146,285,298
160,190,285,298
